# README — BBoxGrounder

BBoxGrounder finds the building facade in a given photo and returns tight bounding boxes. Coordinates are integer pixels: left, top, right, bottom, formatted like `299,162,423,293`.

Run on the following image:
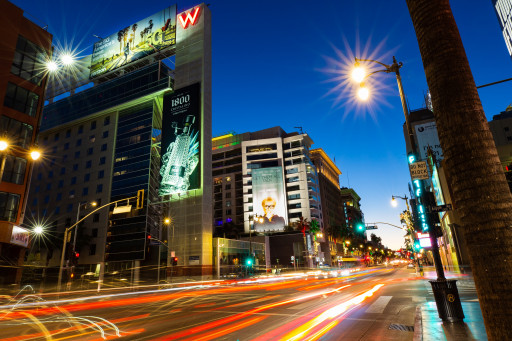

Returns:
0,0,52,285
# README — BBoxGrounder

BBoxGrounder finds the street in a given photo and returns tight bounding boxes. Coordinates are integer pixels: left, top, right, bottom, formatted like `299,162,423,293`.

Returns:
0,266,481,340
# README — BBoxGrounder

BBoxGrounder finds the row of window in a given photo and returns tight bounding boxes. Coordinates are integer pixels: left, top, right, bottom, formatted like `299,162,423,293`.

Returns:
0,116,33,149
34,196,104,215
0,192,20,222
11,35,47,86
43,117,111,144
35,170,105,192
4,82,39,117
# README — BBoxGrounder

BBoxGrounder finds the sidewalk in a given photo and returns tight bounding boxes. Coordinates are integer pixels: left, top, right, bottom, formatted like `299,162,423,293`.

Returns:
414,268,487,340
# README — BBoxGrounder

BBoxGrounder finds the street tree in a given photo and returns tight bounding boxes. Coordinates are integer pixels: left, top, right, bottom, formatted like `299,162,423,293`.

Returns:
406,0,512,338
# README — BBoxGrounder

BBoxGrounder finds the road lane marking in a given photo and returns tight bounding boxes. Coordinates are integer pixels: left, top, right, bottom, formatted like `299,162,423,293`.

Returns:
364,295,392,313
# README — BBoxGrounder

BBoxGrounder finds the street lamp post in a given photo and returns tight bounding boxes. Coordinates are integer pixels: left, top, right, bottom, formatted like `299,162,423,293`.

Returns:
57,195,137,292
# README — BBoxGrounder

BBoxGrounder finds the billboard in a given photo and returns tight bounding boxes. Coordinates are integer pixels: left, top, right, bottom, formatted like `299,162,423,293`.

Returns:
160,83,201,196
252,167,287,232
90,5,177,79
493,0,512,57
415,121,443,161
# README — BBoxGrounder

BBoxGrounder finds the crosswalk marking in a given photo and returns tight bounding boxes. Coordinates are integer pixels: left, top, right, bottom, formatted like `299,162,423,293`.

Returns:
365,296,392,314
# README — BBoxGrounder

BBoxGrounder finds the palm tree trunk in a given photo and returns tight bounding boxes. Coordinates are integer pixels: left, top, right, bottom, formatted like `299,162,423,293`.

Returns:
405,1,512,339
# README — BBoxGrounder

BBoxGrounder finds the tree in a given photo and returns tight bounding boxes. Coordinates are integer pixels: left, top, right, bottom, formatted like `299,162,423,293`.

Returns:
131,23,138,48
309,219,320,235
406,1,512,338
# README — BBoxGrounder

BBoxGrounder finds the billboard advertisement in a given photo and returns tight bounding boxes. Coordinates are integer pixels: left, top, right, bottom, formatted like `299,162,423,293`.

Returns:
11,225,29,247
252,167,287,232
414,121,443,161
160,83,201,196
90,5,177,79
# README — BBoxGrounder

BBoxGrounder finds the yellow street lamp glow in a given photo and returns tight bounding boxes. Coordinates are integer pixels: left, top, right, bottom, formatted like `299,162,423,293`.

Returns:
0,140,8,151
91,201,98,207
34,225,44,234
345,240,351,245
391,198,398,207
357,85,369,101
164,217,171,225
30,150,41,160
352,64,366,83
61,54,74,65
46,61,58,72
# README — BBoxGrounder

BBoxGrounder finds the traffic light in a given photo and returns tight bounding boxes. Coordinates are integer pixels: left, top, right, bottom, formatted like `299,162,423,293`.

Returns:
172,257,178,266
246,258,253,266
71,251,80,265
136,189,144,209
355,223,365,232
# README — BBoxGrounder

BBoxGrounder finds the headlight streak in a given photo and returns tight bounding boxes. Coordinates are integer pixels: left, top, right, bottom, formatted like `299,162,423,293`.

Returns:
278,284,385,341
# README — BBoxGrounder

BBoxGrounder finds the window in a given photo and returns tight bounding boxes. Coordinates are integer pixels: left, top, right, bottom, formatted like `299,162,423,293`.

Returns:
74,151,80,159
225,184,231,190
226,192,231,198
54,133,59,141
76,139,82,147
56,193,62,201
78,125,83,134
226,201,231,207
58,180,64,188
71,176,77,185
104,116,110,126
60,167,65,175
44,195,49,204
46,183,51,190
48,171,53,178
32,198,37,206
96,184,103,193
67,204,73,213
54,206,60,214
66,129,71,138
82,187,88,195
69,189,75,198
11,36,46,85
1,156,26,185
4,82,39,116
99,157,105,165
0,116,33,149
89,244,96,256
91,121,96,130
52,146,57,154
87,147,93,155
225,209,232,215
102,131,109,138
93,213,100,222
86,160,92,168
84,173,90,182
101,143,107,151
505,127,510,132
35,186,40,193
37,173,42,180
64,142,69,150
98,170,104,179
92,228,98,237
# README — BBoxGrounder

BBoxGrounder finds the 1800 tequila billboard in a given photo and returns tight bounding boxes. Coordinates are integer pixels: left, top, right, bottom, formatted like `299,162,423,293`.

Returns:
160,83,201,196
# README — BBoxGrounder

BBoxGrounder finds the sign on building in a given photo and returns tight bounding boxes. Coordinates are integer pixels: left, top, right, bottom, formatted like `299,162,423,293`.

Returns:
415,121,443,161
90,5,177,78
10,226,29,247
252,167,287,232
160,83,201,196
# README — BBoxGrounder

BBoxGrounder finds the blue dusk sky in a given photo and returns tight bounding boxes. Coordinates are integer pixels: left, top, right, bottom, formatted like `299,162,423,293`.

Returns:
14,0,512,249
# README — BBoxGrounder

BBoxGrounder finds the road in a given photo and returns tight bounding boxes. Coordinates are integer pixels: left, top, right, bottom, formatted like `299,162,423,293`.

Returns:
0,266,477,340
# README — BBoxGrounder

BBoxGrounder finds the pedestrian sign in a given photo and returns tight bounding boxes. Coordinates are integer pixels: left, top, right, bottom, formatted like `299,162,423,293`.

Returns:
409,161,429,180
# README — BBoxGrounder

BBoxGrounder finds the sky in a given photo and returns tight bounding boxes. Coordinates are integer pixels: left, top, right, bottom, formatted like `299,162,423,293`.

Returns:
14,0,512,250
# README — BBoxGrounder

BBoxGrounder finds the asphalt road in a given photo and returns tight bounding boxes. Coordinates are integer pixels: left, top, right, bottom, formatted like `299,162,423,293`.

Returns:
0,266,477,340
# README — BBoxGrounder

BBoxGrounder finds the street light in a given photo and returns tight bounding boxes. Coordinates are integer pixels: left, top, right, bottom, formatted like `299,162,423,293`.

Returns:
33,225,44,235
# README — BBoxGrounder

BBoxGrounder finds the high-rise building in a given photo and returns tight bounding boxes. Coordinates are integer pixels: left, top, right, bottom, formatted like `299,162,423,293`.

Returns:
310,148,342,266
212,127,322,233
0,0,52,285
493,0,512,58
27,3,212,283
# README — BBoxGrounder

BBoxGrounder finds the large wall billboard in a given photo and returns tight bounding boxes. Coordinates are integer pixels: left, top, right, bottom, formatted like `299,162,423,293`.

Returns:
252,167,287,232
90,5,177,79
160,83,201,196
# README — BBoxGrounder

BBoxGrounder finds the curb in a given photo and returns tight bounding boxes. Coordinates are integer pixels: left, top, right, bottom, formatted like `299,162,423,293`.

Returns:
413,305,423,341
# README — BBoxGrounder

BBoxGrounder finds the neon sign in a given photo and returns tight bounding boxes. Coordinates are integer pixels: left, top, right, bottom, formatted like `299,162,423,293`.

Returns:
179,7,200,29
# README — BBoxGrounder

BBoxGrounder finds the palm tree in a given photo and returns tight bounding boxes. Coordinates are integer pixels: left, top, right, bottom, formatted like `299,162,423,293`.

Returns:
406,1,512,339
117,30,124,54
131,23,138,48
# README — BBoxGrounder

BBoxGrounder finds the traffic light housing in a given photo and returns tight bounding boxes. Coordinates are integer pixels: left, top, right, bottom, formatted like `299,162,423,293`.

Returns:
355,222,365,232
71,251,80,265
246,258,253,266
136,189,144,209
172,257,178,266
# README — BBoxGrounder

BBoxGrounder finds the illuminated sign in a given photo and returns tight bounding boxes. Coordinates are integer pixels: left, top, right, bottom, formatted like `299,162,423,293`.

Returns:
179,7,201,28
10,226,29,247
419,237,432,248
90,5,177,79
252,167,287,232
160,83,201,196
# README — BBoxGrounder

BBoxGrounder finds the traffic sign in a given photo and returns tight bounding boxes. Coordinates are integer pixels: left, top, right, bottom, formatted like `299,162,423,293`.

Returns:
429,204,452,213
409,161,429,180
365,225,377,230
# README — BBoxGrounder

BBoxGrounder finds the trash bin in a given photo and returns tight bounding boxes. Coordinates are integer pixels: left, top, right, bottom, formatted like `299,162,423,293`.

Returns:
429,279,465,322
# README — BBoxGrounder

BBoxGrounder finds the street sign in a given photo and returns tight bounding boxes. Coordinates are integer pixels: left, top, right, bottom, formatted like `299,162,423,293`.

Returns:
365,225,378,230
409,161,429,180
429,204,452,213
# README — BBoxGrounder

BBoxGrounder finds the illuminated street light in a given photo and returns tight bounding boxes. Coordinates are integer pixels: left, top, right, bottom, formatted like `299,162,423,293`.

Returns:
0,140,7,151
30,150,41,160
352,63,366,83
46,60,58,72
391,197,398,207
164,217,171,225
61,54,74,65
33,225,44,234
357,84,369,101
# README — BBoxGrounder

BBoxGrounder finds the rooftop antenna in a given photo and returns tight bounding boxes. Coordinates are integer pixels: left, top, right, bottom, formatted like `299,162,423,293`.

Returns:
294,126,304,134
